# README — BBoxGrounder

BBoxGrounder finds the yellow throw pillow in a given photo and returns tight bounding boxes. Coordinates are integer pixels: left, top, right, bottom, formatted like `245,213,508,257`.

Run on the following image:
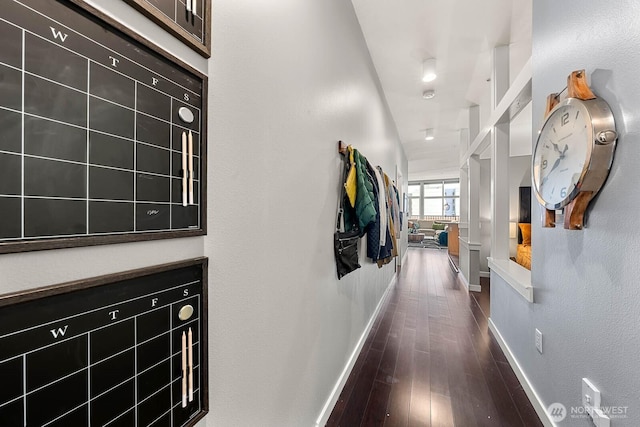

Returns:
518,223,531,246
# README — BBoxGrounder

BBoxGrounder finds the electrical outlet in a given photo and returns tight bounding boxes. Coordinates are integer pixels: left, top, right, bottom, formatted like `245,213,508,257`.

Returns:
535,329,543,353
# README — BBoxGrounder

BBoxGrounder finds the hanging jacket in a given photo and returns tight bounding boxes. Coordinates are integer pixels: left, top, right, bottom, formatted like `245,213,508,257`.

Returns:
364,160,382,261
376,167,395,266
344,147,357,208
340,153,359,235
391,183,401,235
383,172,398,258
371,166,387,248
377,224,394,266
352,148,377,236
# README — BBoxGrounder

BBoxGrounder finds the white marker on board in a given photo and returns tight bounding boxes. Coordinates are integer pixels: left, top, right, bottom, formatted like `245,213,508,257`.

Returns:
188,327,193,402
182,331,187,407
182,132,188,207
186,0,192,13
188,131,194,205
192,0,197,17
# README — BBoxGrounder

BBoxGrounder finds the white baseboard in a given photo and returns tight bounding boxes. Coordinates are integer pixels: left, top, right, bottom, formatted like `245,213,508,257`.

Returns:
458,272,482,293
314,273,397,427
479,271,490,278
458,271,470,290
488,318,555,427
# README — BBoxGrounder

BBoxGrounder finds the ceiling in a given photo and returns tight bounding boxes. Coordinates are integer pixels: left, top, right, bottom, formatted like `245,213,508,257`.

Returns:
351,0,532,181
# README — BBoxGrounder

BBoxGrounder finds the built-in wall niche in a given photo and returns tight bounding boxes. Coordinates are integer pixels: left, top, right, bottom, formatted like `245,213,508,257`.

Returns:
476,146,532,271
507,100,533,261
508,156,532,258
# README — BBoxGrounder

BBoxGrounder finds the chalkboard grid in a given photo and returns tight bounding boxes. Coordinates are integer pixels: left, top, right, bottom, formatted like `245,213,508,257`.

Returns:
0,259,207,427
0,0,206,249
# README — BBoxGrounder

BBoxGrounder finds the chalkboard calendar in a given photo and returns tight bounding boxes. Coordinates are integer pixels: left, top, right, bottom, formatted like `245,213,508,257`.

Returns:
0,0,208,254
123,0,212,58
0,257,209,427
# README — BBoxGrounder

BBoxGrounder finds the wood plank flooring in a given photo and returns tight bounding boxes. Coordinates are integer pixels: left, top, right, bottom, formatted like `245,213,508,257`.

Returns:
326,248,542,427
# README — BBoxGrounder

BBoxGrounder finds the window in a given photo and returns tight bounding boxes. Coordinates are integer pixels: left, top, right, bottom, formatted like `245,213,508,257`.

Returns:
423,183,442,197
408,184,421,217
443,182,460,216
410,198,420,218
408,179,460,218
424,198,442,216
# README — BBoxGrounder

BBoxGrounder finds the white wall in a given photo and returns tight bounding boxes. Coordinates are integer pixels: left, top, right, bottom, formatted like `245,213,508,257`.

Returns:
207,2,407,425
491,1,640,425
0,1,407,426
207,2,407,424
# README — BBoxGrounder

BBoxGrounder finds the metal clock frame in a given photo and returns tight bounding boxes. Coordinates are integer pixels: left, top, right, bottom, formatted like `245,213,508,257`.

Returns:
532,96,617,211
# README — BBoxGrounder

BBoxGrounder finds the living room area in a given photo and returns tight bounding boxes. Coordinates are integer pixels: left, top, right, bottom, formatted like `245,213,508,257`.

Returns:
407,217,452,246
406,179,459,248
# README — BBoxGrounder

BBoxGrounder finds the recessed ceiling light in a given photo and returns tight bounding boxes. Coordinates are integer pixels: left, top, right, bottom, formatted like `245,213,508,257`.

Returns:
425,129,435,141
422,90,435,99
422,58,437,82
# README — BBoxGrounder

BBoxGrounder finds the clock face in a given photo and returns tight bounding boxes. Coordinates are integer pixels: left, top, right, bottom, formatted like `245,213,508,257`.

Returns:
533,100,592,209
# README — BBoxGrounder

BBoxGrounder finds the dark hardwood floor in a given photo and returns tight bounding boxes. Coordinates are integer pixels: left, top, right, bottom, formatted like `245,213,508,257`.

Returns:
326,248,542,427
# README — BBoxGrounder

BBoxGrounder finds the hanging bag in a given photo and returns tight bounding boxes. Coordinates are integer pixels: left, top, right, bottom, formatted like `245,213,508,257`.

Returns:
334,151,361,279
334,228,360,279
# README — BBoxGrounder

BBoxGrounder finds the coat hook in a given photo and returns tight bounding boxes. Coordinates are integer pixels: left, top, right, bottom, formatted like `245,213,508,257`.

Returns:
338,140,348,155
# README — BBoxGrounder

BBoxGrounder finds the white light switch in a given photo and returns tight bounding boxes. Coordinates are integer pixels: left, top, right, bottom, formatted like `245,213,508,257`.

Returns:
582,378,602,415
535,329,543,354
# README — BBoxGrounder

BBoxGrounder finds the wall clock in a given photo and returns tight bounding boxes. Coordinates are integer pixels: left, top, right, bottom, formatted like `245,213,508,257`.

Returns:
532,70,617,230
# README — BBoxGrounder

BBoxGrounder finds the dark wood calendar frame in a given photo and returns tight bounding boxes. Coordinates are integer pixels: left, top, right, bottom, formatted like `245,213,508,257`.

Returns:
123,0,212,58
0,0,208,254
0,257,209,427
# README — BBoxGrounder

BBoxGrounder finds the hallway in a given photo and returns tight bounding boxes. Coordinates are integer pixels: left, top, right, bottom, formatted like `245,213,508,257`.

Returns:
327,248,542,426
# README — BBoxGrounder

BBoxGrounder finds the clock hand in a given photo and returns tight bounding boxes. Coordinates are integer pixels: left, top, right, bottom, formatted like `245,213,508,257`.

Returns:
558,132,573,143
542,157,562,186
550,141,562,154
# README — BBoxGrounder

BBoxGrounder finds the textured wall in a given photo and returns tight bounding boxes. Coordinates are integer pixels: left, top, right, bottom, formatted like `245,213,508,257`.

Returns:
0,1,407,426
491,1,640,425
